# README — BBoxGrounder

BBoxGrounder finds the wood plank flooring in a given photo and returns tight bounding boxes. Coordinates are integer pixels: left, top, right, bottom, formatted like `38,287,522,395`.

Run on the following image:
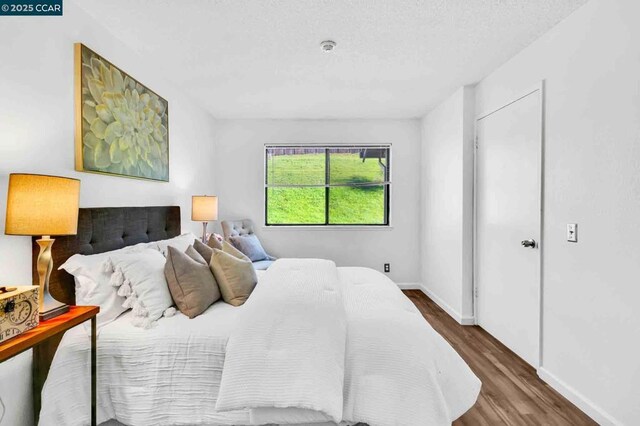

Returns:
403,290,596,426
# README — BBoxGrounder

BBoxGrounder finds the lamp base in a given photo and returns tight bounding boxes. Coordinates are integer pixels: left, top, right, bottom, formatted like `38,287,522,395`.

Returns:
40,303,69,321
202,222,208,243
36,237,69,321
39,291,69,320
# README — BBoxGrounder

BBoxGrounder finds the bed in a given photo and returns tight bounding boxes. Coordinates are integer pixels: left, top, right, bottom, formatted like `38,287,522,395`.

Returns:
36,206,481,426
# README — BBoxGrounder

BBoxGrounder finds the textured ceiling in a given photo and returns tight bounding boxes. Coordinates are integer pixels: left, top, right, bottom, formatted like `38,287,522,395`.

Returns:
74,0,588,119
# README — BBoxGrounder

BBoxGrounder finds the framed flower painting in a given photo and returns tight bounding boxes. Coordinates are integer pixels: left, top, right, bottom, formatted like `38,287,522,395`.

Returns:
74,43,169,181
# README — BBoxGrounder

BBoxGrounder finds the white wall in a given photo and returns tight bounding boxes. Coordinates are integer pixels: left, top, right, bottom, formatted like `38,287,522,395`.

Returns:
420,87,475,323
473,0,640,424
213,119,421,284
0,3,218,424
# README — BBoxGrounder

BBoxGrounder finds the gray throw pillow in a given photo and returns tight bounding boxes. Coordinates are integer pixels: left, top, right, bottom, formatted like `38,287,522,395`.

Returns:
229,234,269,262
193,238,214,264
186,244,207,264
209,248,257,306
222,240,251,261
165,245,221,318
195,239,242,263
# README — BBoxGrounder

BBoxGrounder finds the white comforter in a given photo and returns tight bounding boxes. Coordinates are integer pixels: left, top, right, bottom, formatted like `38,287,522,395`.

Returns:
40,263,480,426
39,302,252,426
216,259,481,426
216,259,347,424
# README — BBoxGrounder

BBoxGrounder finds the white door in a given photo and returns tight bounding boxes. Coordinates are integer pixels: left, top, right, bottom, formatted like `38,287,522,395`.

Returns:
476,88,542,367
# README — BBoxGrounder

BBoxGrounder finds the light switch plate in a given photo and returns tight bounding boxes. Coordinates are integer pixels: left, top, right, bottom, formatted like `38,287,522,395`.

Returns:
567,223,578,242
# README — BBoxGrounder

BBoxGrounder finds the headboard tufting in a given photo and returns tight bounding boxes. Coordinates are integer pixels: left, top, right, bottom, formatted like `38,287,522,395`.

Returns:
31,206,181,305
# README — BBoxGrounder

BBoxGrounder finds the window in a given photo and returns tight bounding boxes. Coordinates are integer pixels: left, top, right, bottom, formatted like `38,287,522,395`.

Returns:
265,145,391,226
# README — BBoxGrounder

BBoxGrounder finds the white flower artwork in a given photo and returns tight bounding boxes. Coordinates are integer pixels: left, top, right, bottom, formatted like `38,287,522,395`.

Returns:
75,43,169,181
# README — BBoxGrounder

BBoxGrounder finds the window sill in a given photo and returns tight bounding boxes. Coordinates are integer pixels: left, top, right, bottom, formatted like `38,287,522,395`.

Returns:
262,225,394,231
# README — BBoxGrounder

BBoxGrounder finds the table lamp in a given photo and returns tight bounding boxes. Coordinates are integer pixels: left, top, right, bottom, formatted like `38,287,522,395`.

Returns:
192,195,218,242
5,174,81,320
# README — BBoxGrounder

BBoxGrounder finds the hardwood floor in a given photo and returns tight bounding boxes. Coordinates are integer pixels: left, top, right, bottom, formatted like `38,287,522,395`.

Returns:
403,290,596,426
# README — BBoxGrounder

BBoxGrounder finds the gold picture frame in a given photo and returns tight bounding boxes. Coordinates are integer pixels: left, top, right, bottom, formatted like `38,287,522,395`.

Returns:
74,43,169,182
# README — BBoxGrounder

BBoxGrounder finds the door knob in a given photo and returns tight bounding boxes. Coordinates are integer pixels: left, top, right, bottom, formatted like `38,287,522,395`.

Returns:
521,239,536,248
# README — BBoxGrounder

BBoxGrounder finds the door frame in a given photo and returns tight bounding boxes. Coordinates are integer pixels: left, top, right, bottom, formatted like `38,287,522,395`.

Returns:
472,81,546,368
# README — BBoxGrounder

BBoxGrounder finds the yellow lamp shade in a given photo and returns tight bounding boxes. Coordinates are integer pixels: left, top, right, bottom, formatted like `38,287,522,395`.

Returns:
191,195,218,221
5,174,81,236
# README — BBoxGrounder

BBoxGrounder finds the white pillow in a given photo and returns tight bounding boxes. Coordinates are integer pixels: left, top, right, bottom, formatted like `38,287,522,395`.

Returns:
74,275,94,305
156,233,199,257
109,248,173,328
59,242,154,329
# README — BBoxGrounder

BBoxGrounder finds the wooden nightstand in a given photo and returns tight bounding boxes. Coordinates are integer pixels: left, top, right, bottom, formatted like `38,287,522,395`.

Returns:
0,305,99,425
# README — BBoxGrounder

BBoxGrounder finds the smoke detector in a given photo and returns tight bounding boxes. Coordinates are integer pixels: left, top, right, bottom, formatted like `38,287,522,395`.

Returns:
320,40,336,52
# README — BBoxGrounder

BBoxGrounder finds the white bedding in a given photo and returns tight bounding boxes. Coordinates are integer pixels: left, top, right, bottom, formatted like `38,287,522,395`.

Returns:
339,267,480,424
40,265,480,426
216,259,346,424
39,300,251,426
216,261,480,426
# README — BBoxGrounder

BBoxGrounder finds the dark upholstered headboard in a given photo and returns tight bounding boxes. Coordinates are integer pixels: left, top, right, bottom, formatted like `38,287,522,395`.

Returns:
31,206,181,305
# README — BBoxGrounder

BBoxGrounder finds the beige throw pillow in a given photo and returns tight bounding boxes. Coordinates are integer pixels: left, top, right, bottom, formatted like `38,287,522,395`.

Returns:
207,234,223,250
209,247,257,306
165,245,221,318
197,239,249,263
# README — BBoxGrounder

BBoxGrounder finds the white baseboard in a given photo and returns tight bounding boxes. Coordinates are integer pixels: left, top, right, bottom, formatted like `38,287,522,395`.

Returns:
457,316,475,326
396,282,422,290
537,367,621,426
419,285,475,325
397,282,474,325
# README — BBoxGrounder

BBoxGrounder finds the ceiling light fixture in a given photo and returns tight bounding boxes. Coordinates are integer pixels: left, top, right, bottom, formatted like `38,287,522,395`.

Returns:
320,40,336,52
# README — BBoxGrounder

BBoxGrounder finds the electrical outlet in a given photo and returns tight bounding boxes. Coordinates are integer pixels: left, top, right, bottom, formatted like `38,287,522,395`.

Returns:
384,263,390,273
567,223,578,242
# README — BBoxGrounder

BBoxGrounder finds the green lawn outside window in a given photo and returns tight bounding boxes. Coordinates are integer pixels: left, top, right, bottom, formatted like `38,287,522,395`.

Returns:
265,147,390,226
